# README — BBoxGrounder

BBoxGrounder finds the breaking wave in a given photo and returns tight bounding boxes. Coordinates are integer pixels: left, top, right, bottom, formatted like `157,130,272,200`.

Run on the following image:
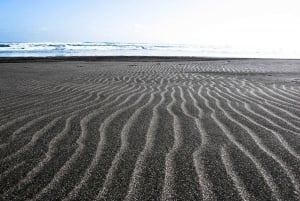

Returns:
0,42,299,58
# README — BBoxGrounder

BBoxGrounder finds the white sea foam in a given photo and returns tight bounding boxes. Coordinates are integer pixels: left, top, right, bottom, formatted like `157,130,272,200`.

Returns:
0,42,299,58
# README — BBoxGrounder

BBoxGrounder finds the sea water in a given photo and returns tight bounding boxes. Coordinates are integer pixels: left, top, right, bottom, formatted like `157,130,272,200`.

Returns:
0,42,299,58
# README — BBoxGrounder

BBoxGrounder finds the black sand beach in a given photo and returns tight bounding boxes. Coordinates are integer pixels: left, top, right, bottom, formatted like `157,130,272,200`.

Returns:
0,57,300,201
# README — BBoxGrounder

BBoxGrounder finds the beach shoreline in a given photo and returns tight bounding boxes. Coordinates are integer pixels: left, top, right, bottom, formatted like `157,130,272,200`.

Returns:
1,56,298,63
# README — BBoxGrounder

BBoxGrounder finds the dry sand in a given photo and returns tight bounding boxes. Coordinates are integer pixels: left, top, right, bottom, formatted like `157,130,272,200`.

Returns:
0,57,300,201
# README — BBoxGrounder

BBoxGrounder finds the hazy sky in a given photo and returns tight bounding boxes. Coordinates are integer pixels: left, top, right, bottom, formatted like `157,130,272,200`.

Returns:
1,0,300,48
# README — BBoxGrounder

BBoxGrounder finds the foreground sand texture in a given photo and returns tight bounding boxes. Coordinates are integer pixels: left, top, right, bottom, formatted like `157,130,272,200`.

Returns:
0,59,300,201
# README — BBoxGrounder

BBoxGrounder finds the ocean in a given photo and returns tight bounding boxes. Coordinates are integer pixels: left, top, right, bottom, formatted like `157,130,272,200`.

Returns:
0,42,299,58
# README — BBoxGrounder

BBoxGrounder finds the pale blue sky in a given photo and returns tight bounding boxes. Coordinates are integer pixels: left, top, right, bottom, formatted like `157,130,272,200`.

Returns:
1,0,300,48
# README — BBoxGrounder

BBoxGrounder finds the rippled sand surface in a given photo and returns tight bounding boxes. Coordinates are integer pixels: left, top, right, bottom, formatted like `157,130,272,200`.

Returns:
0,58,300,201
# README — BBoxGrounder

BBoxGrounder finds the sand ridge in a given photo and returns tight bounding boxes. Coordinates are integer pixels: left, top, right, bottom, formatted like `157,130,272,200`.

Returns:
0,59,300,200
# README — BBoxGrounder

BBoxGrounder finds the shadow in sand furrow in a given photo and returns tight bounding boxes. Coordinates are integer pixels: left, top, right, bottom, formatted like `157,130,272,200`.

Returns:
0,89,99,157
31,87,151,201
0,118,65,195
289,86,300,92
259,84,300,108
272,84,300,101
214,85,300,152
218,84,300,134
1,60,300,200
0,161,26,183
0,117,63,168
24,86,146,200
207,87,300,200
205,84,284,200
0,115,36,145
215,92,300,199
0,81,126,151
2,85,144,200
124,86,173,201
96,86,163,201
62,89,150,200
0,81,62,110
0,84,101,144
52,87,146,200
185,86,218,201
279,85,300,99
247,93,300,131
189,85,247,200
244,84,300,125
0,80,49,101
223,144,282,201
0,82,91,118
214,88,300,162
0,80,110,123
0,117,60,160
0,88,88,124
253,86,300,117
161,87,203,201
0,82,71,109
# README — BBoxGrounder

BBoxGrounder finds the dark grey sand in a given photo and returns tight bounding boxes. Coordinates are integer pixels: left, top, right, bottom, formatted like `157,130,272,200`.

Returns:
0,57,300,201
